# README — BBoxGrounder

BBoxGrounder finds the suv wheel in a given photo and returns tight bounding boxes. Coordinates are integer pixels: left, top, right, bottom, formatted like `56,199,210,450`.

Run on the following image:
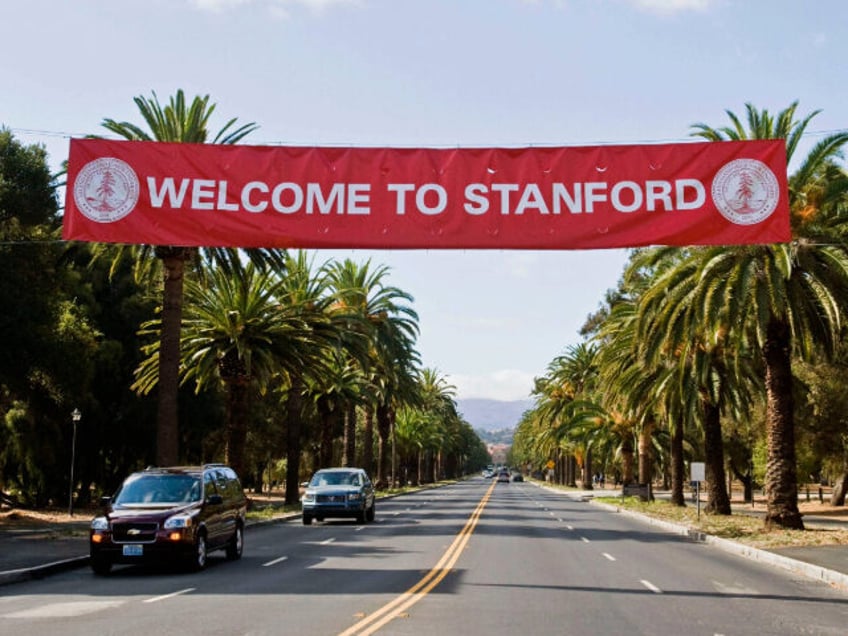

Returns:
366,502,376,522
226,523,243,560
302,514,313,525
189,531,208,571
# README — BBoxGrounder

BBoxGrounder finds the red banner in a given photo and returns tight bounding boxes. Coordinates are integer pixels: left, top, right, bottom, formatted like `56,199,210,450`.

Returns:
63,139,790,249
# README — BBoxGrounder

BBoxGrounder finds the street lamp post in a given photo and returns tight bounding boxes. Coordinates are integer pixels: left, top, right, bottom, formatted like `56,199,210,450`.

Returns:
68,408,81,517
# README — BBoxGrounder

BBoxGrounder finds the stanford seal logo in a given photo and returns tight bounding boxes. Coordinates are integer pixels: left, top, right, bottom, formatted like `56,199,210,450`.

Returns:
711,159,780,226
73,157,140,223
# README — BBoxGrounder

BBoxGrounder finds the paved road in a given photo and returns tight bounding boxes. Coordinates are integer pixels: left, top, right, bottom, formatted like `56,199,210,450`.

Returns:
2,479,847,635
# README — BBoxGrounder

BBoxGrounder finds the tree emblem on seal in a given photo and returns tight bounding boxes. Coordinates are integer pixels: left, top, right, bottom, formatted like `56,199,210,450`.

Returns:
73,157,140,223
711,158,780,226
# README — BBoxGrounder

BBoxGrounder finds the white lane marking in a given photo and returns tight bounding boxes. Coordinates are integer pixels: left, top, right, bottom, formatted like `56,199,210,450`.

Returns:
566,524,574,530
602,553,616,561
640,579,662,594
356,526,365,531
557,518,564,522
581,537,590,543
393,511,400,516
4,600,125,618
549,511,556,517
144,588,196,604
320,537,336,545
263,555,289,567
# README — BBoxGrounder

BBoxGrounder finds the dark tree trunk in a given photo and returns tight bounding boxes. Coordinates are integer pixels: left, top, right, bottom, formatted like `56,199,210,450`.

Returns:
621,436,635,486
582,449,593,490
317,398,335,468
376,402,391,488
342,405,356,467
638,420,654,499
156,248,191,466
363,406,374,477
702,400,731,515
284,378,304,506
224,379,249,480
670,417,686,506
763,318,804,529
567,454,578,487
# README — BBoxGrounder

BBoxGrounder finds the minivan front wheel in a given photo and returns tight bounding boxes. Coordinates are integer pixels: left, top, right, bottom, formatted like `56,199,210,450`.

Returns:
188,531,208,571
90,555,112,576
226,524,243,560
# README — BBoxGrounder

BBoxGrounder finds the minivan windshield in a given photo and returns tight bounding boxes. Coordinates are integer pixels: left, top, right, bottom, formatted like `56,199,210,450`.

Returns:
114,473,202,504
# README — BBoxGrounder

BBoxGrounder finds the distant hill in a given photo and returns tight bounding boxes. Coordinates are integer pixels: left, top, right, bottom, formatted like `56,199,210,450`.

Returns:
456,398,534,432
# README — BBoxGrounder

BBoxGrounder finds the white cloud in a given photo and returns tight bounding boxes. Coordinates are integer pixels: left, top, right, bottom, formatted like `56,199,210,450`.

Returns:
188,0,358,16
626,0,715,15
448,369,537,401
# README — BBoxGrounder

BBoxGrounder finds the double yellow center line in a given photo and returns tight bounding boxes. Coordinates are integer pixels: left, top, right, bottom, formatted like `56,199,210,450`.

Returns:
339,479,496,636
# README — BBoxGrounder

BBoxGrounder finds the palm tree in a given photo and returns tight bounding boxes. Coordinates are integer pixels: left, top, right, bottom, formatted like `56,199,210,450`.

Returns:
666,103,848,528
325,259,419,486
172,263,287,478
97,90,280,466
270,251,352,505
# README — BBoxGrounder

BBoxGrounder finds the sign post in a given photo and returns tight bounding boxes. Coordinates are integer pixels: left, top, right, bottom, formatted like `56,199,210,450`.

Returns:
691,462,706,520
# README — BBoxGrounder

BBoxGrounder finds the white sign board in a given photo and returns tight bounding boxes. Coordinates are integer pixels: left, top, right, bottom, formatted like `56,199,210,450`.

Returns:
691,462,706,482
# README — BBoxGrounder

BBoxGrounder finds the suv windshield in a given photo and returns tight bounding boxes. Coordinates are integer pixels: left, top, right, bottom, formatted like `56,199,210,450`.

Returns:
310,471,359,487
114,473,202,504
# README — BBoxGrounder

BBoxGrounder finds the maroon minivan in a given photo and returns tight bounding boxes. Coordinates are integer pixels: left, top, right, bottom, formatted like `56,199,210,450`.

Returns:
89,465,246,575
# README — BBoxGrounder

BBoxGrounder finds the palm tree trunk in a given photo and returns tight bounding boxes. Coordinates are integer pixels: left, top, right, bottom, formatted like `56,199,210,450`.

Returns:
342,405,356,467
702,400,731,514
638,420,654,489
284,378,304,506
670,417,686,506
582,449,593,490
225,378,249,480
376,402,391,487
363,406,375,477
621,437,635,486
763,318,804,529
156,249,189,466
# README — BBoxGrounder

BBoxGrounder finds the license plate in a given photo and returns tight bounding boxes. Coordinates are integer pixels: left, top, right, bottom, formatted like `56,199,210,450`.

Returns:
122,544,143,557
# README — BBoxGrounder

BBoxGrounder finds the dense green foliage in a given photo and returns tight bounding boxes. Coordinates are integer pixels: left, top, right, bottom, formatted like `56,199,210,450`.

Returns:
514,103,848,529
0,126,486,507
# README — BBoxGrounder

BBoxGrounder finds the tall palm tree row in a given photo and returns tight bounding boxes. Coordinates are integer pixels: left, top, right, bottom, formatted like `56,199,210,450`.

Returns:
96,90,284,467
518,103,848,530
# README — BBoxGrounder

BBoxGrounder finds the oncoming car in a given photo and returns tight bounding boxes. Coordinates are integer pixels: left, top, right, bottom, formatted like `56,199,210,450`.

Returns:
89,465,247,575
301,467,375,525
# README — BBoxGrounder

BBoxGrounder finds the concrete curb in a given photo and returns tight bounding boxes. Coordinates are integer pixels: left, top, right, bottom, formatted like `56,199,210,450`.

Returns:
0,556,90,587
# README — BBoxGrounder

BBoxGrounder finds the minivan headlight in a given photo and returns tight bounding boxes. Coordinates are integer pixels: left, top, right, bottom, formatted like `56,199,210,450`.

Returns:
302,492,314,502
91,516,109,531
164,513,194,529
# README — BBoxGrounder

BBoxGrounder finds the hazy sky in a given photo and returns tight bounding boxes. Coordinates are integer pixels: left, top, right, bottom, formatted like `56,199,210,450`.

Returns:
4,0,847,400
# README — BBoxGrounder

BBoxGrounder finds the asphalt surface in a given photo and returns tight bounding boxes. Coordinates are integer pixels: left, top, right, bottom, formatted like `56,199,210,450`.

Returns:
2,487,848,591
